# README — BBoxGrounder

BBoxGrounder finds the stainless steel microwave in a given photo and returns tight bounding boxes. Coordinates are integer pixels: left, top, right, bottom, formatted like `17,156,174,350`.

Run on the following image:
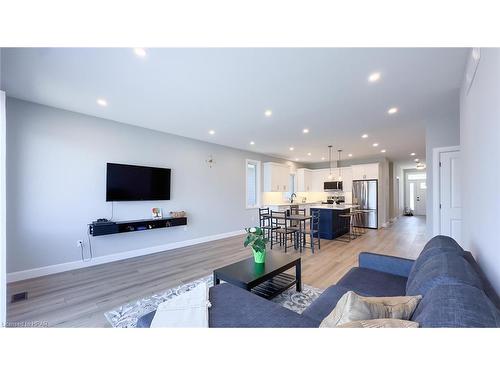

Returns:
324,181,343,191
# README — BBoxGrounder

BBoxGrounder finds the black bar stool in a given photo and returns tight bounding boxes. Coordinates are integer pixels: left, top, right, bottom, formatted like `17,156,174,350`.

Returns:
303,209,321,253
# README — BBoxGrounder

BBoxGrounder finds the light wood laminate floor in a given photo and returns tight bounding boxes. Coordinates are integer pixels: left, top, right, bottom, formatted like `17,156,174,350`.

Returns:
7,216,427,327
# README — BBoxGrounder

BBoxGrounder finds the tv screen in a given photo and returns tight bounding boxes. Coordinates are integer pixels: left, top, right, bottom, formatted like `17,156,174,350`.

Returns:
106,163,171,201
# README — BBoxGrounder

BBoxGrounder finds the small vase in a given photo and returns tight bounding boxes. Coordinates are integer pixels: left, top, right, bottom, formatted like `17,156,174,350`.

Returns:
252,249,266,263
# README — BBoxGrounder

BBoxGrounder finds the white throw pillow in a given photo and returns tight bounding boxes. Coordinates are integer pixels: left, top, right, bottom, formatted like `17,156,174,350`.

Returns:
337,319,419,328
320,291,422,328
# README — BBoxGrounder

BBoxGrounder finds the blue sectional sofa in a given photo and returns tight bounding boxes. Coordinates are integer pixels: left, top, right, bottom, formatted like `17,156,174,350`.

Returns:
137,236,500,328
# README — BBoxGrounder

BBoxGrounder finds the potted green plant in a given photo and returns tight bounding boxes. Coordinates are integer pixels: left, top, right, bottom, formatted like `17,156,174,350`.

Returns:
244,227,268,263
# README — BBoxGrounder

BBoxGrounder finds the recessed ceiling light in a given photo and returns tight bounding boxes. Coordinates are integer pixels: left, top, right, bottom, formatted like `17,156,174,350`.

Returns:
362,134,368,138
321,157,326,161
289,147,294,151
295,158,299,161
387,107,398,115
410,152,416,156
348,153,353,157
372,143,379,147
307,152,312,156
264,110,273,117
302,128,309,134
96,98,108,107
381,149,386,153
133,48,147,57
250,141,255,145
208,130,215,135
368,72,381,82
414,158,420,162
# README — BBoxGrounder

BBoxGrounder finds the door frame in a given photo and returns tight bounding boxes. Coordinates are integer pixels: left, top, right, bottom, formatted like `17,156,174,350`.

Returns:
432,145,460,236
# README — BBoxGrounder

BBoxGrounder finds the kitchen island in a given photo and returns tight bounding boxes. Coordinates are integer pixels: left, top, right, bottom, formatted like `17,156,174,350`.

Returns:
309,204,359,240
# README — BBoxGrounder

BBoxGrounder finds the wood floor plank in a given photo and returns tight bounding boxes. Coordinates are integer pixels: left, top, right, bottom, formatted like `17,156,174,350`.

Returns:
6,216,426,327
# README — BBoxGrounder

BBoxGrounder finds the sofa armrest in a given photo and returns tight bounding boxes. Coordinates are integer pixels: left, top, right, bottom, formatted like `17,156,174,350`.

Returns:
358,252,414,278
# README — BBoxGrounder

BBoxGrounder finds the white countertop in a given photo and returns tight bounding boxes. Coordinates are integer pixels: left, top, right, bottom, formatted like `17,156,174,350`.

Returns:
309,204,360,210
262,201,323,207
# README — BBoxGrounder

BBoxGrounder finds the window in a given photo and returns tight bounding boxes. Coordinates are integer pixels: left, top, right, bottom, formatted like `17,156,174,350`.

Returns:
420,182,427,189
245,159,261,208
409,182,415,210
407,173,426,180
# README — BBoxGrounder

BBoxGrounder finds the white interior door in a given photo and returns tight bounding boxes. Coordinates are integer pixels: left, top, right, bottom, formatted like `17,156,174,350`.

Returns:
414,181,427,215
439,150,462,243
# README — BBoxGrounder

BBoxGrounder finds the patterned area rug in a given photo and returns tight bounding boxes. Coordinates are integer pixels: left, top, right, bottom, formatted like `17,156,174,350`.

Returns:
105,275,324,328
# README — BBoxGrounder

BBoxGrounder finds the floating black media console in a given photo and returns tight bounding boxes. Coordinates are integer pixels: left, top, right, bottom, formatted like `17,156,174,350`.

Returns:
89,217,187,237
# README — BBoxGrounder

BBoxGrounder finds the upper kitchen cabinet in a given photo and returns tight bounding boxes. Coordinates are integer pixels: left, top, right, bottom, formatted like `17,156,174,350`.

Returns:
352,163,379,180
296,168,313,192
311,169,330,192
339,166,353,192
263,162,290,192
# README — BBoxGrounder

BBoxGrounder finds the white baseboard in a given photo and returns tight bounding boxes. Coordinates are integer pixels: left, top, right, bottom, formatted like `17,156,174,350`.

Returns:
7,229,246,283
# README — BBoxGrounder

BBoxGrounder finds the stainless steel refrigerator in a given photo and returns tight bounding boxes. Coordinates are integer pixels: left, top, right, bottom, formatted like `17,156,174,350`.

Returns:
352,179,378,229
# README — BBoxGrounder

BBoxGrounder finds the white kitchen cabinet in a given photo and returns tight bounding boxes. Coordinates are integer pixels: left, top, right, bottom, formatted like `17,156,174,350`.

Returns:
352,163,379,180
311,169,329,192
339,166,353,193
296,168,313,192
263,162,290,192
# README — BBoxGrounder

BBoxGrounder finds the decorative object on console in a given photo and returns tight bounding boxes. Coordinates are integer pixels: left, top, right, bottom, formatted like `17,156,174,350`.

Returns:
244,226,268,263
151,207,163,219
170,210,186,218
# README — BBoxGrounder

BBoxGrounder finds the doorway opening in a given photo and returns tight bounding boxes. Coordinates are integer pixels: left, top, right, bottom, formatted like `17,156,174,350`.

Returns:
405,170,427,216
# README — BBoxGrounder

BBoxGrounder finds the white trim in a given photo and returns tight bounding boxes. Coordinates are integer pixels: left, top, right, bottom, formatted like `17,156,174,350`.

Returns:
432,145,460,237
7,229,245,283
245,158,261,209
0,91,6,326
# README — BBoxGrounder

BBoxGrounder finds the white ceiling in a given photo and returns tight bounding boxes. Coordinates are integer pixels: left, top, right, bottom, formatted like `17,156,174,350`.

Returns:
1,48,467,164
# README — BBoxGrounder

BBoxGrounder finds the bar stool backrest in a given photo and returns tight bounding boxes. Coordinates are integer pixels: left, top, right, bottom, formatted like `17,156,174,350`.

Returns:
310,209,320,231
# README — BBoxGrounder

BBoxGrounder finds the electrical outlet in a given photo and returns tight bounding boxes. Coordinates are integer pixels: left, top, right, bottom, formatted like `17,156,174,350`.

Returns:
77,240,84,248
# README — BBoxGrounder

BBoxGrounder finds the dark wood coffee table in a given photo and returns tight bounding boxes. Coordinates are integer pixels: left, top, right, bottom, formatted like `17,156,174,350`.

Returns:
213,252,301,299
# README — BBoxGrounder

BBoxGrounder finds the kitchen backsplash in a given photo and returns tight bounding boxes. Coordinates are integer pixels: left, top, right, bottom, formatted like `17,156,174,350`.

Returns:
262,191,352,205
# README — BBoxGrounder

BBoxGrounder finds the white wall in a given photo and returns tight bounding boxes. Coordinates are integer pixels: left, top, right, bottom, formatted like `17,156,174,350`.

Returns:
425,97,460,238
460,48,500,294
6,98,300,276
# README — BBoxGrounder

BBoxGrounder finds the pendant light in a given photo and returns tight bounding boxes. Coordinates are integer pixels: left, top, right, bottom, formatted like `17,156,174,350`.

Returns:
328,145,333,180
337,149,343,180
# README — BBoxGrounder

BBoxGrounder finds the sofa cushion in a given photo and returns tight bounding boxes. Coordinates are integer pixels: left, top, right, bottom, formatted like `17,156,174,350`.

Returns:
337,267,408,297
138,283,319,328
407,236,465,286
302,285,351,322
208,283,319,328
411,284,500,328
406,253,483,296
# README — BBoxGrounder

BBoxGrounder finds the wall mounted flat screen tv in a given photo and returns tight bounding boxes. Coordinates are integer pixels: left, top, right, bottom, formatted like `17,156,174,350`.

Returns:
106,163,171,201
